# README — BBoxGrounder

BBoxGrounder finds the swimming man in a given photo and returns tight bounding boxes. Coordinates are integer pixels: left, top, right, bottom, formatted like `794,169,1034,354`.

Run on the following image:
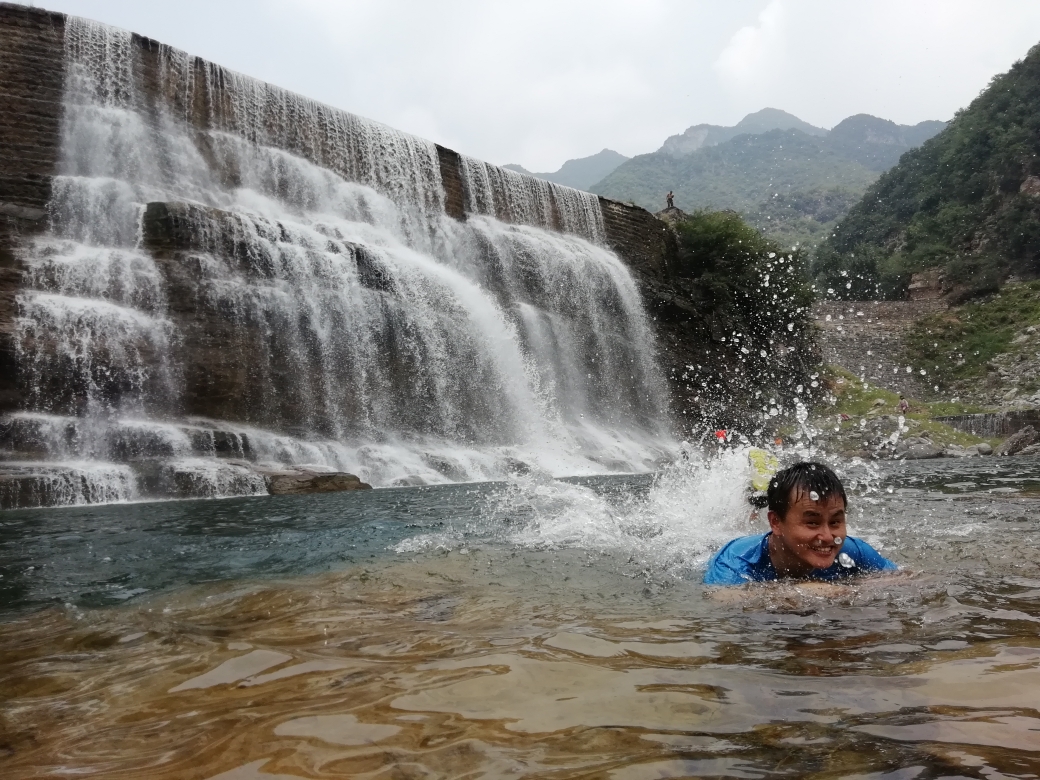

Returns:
704,461,896,585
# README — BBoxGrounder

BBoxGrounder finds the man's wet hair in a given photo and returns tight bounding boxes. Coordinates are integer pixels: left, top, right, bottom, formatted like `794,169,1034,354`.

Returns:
767,461,847,518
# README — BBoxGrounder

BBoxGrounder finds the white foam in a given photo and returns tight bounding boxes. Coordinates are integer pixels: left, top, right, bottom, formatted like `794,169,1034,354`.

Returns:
7,16,676,505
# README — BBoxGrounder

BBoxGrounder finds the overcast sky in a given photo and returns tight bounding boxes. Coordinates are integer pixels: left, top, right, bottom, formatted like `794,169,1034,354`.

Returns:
33,0,1040,171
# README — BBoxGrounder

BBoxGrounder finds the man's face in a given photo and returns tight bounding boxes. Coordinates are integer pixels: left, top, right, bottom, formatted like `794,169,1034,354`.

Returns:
768,489,847,572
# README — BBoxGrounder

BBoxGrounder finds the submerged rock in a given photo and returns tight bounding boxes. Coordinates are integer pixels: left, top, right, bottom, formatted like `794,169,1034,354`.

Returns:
391,475,427,487
944,443,993,457
995,425,1039,456
903,443,942,460
502,457,532,476
266,471,372,495
895,436,941,459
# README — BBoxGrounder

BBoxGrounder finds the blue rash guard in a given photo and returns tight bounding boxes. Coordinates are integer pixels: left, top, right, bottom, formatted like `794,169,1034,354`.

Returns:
703,532,897,586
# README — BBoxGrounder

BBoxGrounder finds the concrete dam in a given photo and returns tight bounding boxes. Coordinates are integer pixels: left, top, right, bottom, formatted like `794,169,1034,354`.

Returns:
0,3,694,507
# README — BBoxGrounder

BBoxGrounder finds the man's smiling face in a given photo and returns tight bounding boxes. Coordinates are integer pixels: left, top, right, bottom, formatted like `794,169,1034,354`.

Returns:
767,489,847,576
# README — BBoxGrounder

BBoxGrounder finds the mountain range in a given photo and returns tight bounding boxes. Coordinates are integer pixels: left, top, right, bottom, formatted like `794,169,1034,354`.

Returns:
503,149,629,191
655,107,827,157
507,108,946,250
592,109,946,248
814,41,1040,301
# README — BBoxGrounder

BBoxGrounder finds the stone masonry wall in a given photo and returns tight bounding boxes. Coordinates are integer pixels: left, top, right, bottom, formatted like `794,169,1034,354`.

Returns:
0,4,66,412
813,300,948,397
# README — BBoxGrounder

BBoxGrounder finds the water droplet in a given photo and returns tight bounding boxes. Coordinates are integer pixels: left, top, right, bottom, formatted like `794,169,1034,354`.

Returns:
838,552,855,568
809,490,820,501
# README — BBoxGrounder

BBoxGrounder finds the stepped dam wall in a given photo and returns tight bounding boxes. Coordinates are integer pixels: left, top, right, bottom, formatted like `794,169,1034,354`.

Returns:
0,3,692,507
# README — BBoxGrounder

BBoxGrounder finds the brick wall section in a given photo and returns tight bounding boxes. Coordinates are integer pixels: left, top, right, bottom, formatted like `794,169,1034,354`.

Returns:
598,197,677,279
813,300,948,397
934,410,1040,437
0,3,66,413
436,145,466,221
0,3,64,210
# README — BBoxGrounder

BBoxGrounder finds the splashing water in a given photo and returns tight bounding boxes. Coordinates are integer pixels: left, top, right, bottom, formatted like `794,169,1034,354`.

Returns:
398,448,756,580
5,17,674,504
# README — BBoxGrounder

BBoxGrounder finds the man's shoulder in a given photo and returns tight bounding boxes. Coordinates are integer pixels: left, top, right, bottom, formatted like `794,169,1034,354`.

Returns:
717,533,769,560
842,535,898,571
703,533,771,585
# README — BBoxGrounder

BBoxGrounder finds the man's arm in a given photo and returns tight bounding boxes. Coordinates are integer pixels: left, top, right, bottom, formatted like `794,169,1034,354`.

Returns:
703,559,750,586
846,537,898,572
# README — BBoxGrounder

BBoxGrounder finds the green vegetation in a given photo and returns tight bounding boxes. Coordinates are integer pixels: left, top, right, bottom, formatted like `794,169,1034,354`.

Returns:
815,366,994,451
824,366,984,418
595,130,878,249
668,210,819,426
814,42,1040,300
902,281,1040,394
592,114,944,251
673,209,815,331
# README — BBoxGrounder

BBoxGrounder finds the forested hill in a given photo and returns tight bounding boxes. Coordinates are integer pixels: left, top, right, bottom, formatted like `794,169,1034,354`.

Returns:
591,113,944,250
813,42,1040,301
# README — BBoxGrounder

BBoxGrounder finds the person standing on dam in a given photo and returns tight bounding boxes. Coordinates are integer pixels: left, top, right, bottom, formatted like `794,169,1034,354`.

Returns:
704,462,897,585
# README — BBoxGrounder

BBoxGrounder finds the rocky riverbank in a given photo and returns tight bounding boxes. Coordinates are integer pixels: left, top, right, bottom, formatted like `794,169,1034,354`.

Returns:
812,284,1040,457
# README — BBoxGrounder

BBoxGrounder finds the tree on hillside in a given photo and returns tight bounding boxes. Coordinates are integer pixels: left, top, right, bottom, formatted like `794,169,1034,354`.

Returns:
662,210,819,432
814,41,1040,301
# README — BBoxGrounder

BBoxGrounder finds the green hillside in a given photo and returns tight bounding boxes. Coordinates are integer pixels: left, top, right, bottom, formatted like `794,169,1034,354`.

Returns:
656,107,826,157
592,115,944,250
813,42,1040,301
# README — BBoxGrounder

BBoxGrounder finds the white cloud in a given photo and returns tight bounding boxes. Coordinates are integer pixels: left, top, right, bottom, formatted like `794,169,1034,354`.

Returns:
34,0,1040,171
713,0,787,92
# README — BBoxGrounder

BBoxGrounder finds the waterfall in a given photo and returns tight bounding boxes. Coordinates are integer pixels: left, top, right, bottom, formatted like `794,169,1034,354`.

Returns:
2,16,673,506
457,155,606,242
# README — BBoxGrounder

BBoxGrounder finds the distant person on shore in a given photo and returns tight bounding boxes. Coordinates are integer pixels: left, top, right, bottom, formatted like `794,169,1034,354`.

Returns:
666,191,674,209
898,395,910,414
704,462,897,586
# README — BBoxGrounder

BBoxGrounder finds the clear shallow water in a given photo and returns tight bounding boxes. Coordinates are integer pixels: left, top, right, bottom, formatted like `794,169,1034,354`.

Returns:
2,455,1040,778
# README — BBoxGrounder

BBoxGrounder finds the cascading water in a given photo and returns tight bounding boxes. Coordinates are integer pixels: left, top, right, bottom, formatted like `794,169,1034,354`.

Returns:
1,16,674,508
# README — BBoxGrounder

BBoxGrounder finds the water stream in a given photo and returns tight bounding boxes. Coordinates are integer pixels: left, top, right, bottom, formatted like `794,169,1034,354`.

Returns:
2,455,1040,777
3,16,672,506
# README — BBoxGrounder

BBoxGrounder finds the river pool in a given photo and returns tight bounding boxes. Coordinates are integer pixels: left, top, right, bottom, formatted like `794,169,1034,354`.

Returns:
2,453,1040,778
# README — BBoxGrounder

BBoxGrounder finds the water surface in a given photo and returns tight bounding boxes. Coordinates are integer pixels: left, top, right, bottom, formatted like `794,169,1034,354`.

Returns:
3,455,1040,778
